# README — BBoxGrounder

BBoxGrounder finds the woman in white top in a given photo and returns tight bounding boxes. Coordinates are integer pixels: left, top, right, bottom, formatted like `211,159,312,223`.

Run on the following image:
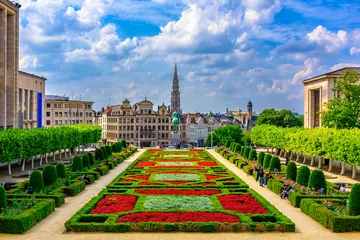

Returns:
339,184,346,192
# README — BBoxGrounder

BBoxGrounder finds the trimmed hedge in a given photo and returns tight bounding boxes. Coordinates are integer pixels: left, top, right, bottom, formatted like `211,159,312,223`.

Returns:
112,144,118,153
43,165,58,186
349,183,360,216
258,152,265,166
225,140,231,148
248,149,257,161
286,162,297,181
263,154,272,169
100,146,108,159
61,181,86,196
88,152,94,165
56,162,66,179
29,170,44,193
95,149,104,161
308,170,326,193
72,156,83,172
0,185,7,210
296,166,310,187
243,147,251,159
82,154,91,170
121,140,127,148
105,145,112,156
269,157,280,172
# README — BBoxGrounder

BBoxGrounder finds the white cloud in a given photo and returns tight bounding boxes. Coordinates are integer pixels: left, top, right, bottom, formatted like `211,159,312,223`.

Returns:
206,91,217,97
350,47,360,55
306,25,347,52
19,55,41,69
241,0,281,26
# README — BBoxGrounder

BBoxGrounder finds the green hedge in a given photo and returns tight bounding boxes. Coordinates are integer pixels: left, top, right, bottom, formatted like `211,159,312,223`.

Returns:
243,165,254,175
43,165,58,186
95,149,104,161
258,152,265,166
29,170,44,193
269,157,280,172
0,199,55,233
267,179,284,194
0,185,7,209
308,170,327,194
349,183,360,216
56,162,66,179
263,154,272,169
286,162,297,181
72,156,83,172
296,166,310,187
288,191,348,208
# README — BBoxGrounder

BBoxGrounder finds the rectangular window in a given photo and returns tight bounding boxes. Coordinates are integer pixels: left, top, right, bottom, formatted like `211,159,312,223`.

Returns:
86,112,89,117
59,112,63,117
55,120,58,125
89,112,92,117
64,112,68,117
55,112,58,117
59,120,63,125
46,112,51,117
46,120,50,126
54,103,57,108
46,103,51,108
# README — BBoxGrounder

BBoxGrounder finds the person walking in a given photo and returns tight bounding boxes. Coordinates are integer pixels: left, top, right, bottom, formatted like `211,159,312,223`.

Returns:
259,167,264,187
285,157,289,166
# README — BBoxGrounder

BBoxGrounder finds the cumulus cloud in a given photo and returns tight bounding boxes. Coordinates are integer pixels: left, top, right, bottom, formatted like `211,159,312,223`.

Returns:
306,26,347,52
350,47,360,55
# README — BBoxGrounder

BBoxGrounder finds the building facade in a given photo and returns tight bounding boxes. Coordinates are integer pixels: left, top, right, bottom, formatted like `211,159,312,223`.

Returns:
17,71,46,129
224,100,258,130
170,63,181,113
302,67,360,128
44,95,93,127
94,98,172,147
0,0,20,129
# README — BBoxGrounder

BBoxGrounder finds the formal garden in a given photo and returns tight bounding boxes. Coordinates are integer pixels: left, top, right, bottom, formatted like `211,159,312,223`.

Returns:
216,137,360,232
65,149,294,233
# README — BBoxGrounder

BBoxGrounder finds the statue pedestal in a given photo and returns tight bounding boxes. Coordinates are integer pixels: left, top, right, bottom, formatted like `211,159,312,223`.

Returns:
171,133,180,145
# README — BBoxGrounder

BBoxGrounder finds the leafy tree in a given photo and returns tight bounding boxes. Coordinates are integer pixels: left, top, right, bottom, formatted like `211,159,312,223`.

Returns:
206,133,220,146
212,125,245,146
322,70,360,129
257,108,302,127
243,131,252,145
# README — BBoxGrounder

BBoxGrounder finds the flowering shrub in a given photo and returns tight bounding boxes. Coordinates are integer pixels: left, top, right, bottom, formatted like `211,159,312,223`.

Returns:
136,189,221,195
218,194,268,214
136,162,156,167
323,200,348,216
90,195,137,214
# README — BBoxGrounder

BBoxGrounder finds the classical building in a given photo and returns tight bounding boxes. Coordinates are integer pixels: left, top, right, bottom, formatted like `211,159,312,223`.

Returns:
302,67,360,128
44,95,93,127
223,100,258,130
17,71,46,129
94,98,172,147
0,1,20,129
170,63,181,113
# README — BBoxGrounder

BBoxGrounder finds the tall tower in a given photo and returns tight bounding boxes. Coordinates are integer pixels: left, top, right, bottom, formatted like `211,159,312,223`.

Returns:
171,63,181,113
247,100,253,120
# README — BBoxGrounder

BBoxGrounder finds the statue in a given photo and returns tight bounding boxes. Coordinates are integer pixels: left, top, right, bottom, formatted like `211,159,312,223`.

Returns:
172,111,180,133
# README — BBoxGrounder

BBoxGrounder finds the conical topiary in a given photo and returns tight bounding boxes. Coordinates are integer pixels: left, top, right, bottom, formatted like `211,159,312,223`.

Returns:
56,162,66,179
248,149,257,161
87,152,94,165
258,152,265,166
100,146,108,159
296,166,311,187
117,142,123,152
43,165,58,186
105,145,112,156
243,147,251,158
286,162,297,181
263,154,272,169
121,140,127,148
269,157,281,172
225,140,231,148
349,183,360,216
82,154,90,169
72,156,83,172
0,185,7,210
111,144,118,153
235,144,241,153
308,170,326,193
95,149,104,161
29,170,44,193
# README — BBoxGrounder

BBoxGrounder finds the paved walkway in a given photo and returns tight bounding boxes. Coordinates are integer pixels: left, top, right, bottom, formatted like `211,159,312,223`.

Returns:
1,149,359,240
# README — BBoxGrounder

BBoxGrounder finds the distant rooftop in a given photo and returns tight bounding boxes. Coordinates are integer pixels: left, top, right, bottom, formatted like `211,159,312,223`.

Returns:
45,95,94,103
19,71,47,80
302,67,360,84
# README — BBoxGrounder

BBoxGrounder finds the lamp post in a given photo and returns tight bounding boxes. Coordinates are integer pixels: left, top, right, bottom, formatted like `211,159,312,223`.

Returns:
138,118,142,148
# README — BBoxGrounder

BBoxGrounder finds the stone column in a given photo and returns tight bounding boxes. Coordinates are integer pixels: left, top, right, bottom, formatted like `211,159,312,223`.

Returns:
6,13,16,128
0,8,7,129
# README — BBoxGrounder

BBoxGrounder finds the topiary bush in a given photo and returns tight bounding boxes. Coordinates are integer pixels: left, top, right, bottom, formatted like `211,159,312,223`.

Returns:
82,154,90,169
29,170,44,193
117,142,123,152
243,147,251,158
111,144,118,153
263,154,272,169
0,185,7,210
296,166,311,187
308,169,326,193
286,162,297,181
248,149,257,161
258,152,265,166
240,146,245,156
225,140,231,148
235,144,241,153
100,146,108,159
105,145,112,156
121,139,127,148
87,152,94,166
349,183,360,216
72,156,83,172
269,157,281,172
95,149,104,161
43,165,58,186
229,142,234,152
56,162,66,179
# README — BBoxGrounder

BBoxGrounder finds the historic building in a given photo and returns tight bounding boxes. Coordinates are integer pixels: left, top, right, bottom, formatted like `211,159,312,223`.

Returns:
170,63,181,113
17,71,46,129
223,100,258,130
94,98,172,147
302,67,360,128
0,0,20,129
44,95,93,127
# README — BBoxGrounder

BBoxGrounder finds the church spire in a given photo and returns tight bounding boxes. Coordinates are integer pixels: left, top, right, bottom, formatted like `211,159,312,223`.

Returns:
171,63,181,114
174,63,178,80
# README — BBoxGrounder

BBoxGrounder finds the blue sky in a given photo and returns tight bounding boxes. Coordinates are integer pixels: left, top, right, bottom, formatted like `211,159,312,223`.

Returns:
18,0,360,114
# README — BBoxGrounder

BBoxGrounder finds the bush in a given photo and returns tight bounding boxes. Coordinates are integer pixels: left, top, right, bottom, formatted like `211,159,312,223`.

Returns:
248,149,257,161
42,165,57,186
105,145,112,156
111,144,118,153
269,157,281,172
286,162,297,181
235,144,241,153
72,156,83,172
225,140,231,148
263,154,272,169
95,149,104,161
240,146,244,156
349,183,360,216
117,142,123,152
308,170,326,193
100,146,108,159
258,152,265,166
88,152,94,166
0,185,7,210
56,162,66,179
243,147,250,158
121,140,127,148
82,154,90,169
29,170,44,193
296,166,310,187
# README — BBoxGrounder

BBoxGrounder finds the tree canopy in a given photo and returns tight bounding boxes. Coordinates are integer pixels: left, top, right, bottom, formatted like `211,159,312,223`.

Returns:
210,125,244,146
256,108,303,127
322,69,360,129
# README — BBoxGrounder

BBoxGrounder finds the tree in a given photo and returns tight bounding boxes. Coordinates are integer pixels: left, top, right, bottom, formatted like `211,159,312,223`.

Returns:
206,133,220,146
212,125,245,146
256,108,302,127
322,70,360,129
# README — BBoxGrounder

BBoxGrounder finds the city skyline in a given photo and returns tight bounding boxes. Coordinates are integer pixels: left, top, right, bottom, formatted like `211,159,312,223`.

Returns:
18,0,360,113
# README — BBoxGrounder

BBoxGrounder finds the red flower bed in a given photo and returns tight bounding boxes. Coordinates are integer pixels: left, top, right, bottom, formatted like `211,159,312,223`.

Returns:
155,160,198,162
193,182,216,186
117,212,239,223
136,162,156,167
149,149,163,152
151,166,202,169
126,175,149,180
205,175,227,180
218,194,268,214
90,195,137,214
119,179,133,182
136,189,221,195
198,162,218,166
139,181,157,186
190,149,203,152
158,181,190,185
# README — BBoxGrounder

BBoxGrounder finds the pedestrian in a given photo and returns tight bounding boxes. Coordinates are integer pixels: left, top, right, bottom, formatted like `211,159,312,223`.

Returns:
259,168,264,187
285,157,289,166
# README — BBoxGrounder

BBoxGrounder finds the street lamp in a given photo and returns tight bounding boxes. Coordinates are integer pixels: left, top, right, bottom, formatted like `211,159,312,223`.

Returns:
138,118,142,148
